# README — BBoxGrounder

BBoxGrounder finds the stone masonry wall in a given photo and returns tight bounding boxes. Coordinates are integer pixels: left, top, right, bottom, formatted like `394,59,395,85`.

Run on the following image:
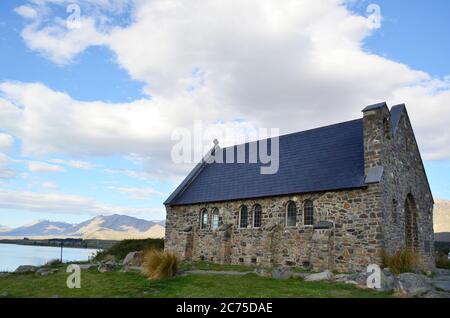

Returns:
363,106,434,270
165,184,385,273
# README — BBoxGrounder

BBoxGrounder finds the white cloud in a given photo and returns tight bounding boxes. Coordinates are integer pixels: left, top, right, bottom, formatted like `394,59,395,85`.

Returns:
28,161,65,173
49,159,96,170
4,0,450,175
42,181,58,190
0,153,16,179
0,189,163,216
14,5,38,19
0,133,14,151
108,186,165,200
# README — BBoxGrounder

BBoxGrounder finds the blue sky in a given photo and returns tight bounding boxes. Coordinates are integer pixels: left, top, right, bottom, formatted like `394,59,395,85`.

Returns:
0,0,449,228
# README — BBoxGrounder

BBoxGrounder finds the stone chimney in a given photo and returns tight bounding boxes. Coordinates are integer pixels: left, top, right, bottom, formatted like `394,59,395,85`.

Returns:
362,102,391,183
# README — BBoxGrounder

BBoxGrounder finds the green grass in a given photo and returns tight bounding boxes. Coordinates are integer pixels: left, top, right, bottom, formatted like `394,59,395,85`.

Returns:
179,261,255,272
0,265,391,298
94,239,164,261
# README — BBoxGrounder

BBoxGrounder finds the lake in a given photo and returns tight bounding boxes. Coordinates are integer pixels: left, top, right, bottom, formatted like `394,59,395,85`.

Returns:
0,243,99,272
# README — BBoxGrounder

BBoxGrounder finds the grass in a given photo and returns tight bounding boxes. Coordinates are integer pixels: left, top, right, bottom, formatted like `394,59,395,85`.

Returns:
381,249,421,274
94,239,164,261
0,265,391,298
142,250,178,280
179,261,256,272
436,254,450,270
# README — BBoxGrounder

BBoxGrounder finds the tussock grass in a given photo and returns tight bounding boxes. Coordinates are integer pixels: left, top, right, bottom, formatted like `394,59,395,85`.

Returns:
380,249,421,274
436,254,450,270
142,250,178,280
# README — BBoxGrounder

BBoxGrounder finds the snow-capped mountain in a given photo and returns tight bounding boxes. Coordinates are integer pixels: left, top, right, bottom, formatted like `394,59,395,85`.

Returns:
0,225,11,232
0,215,165,240
0,220,73,236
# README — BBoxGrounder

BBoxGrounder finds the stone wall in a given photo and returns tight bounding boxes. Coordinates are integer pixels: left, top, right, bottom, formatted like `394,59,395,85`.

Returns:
165,185,385,273
165,104,435,273
363,106,434,269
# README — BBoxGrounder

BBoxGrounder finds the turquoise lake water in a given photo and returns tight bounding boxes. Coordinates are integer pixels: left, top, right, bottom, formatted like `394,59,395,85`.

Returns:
0,243,99,272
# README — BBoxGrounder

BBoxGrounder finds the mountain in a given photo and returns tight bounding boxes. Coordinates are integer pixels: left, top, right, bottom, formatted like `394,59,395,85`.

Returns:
435,232,450,242
434,199,450,234
0,215,165,240
1,220,73,236
0,225,10,232
64,214,165,240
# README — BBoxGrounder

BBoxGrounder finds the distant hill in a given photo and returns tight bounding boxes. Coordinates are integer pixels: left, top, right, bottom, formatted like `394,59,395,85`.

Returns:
0,215,165,240
1,220,73,236
435,232,450,242
434,199,450,234
0,225,11,232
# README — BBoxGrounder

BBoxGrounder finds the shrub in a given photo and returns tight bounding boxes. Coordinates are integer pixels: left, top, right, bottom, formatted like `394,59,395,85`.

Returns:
380,249,421,274
94,238,164,261
142,250,178,280
436,254,450,270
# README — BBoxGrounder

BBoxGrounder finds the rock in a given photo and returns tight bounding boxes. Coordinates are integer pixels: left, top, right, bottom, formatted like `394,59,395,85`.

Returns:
379,269,396,292
422,290,450,298
0,292,9,298
78,263,98,270
335,274,350,282
344,271,369,287
35,268,59,276
45,259,61,266
98,262,117,273
394,273,432,297
272,266,293,280
14,265,38,273
336,269,395,291
304,270,334,282
255,267,272,278
123,251,143,267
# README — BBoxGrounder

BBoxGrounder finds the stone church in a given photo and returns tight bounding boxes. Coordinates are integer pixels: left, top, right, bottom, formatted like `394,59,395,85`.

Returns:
164,103,434,272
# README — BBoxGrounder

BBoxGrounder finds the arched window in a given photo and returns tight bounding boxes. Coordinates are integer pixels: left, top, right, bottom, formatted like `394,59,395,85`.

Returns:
200,209,208,229
304,200,314,226
240,206,248,228
392,199,398,224
253,204,262,228
286,201,297,227
211,208,220,230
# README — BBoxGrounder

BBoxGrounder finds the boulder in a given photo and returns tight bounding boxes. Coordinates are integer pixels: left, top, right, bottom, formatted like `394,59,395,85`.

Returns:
394,273,432,297
123,251,143,267
45,259,61,266
98,261,117,273
35,268,59,276
254,267,272,278
272,266,293,280
0,292,9,298
14,265,38,273
78,263,98,270
304,270,334,282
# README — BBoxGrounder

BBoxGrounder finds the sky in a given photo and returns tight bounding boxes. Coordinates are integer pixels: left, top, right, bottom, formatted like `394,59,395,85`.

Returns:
0,0,449,228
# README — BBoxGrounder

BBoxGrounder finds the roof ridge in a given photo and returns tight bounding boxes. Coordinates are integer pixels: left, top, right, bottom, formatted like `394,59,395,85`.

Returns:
216,118,362,151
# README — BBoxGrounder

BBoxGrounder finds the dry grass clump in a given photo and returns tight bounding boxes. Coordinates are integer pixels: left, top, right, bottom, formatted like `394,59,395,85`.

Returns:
380,249,421,274
436,254,450,270
142,249,178,280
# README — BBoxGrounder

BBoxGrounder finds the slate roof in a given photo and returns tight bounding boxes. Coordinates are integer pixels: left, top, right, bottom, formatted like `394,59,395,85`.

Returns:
165,119,366,206
390,104,406,134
